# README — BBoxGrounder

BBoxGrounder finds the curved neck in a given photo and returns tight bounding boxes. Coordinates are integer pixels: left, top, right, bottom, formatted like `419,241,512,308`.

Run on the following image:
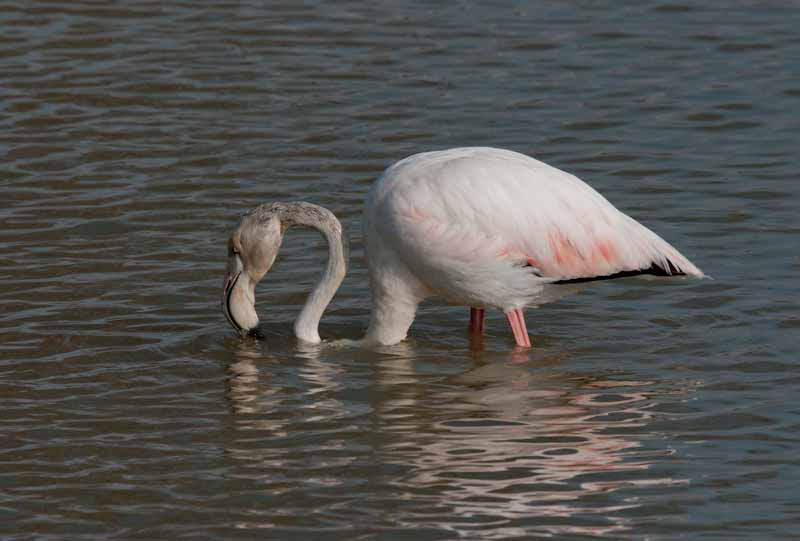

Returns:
278,203,348,343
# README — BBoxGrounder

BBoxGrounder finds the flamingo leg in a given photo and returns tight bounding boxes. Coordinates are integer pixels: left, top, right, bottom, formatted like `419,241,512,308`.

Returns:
505,308,532,348
469,307,485,334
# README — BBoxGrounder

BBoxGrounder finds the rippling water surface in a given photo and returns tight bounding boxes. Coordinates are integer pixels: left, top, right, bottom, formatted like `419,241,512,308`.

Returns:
2,1,799,539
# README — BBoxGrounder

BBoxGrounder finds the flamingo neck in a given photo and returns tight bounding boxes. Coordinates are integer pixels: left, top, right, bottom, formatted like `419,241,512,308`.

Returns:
278,203,348,344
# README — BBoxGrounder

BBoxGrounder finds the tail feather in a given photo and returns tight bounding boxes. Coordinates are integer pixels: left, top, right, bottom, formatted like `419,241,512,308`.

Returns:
637,224,705,279
554,262,692,285
553,220,705,284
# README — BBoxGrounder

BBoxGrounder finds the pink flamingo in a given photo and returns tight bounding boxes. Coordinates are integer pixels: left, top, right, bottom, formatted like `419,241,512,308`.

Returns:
223,147,704,347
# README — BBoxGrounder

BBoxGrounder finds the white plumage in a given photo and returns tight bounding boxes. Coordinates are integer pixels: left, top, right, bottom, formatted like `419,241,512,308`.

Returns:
224,147,704,347
361,147,703,346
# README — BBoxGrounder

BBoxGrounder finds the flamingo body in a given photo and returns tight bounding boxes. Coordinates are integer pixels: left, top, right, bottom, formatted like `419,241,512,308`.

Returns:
361,147,703,345
224,147,703,347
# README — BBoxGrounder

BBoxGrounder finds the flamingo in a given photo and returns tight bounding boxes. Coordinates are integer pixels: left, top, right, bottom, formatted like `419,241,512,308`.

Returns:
222,147,704,347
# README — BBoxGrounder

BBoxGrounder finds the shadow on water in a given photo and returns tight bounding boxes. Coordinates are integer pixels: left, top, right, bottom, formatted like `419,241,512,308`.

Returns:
223,338,691,537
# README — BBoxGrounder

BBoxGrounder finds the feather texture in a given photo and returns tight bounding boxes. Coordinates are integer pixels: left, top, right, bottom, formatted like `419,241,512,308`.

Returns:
226,147,704,347
365,147,703,315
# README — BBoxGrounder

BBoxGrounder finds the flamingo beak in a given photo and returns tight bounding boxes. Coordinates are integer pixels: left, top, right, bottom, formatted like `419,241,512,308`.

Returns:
222,270,243,333
222,269,265,339
223,271,234,299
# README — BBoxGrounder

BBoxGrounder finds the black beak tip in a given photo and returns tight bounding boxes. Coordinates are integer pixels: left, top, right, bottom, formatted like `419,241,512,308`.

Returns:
246,327,266,340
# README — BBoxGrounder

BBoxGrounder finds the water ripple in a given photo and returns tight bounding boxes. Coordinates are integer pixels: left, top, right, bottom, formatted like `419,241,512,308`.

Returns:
1,0,798,539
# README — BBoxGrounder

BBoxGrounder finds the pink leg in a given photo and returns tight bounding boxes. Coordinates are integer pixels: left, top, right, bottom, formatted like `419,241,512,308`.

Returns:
469,307,485,334
505,308,532,348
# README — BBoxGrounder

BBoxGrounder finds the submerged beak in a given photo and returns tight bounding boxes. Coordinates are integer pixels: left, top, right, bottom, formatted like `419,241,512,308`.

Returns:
222,261,262,338
222,270,243,333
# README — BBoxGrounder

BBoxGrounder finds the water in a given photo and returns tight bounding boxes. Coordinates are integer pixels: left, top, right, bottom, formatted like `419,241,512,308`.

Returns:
2,1,799,538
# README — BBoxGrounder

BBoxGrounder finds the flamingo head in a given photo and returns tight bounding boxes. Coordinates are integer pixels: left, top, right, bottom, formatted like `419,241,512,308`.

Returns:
222,207,284,337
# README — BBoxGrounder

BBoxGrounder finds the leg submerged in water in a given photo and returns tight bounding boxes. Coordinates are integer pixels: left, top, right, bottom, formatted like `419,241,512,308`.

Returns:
469,307,485,334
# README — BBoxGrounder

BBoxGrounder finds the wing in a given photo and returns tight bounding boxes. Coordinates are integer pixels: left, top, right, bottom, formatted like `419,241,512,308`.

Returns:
370,147,704,282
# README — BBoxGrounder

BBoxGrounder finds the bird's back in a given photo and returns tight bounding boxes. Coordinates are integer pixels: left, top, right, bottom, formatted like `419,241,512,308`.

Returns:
364,147,703,309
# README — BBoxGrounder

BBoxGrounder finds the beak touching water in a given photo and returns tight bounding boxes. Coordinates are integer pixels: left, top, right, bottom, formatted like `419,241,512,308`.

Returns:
222,270,242,333
222,257,264,339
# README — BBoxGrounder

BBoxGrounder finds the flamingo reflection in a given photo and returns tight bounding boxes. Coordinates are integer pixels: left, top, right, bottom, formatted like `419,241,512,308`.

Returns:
224,342,693,537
